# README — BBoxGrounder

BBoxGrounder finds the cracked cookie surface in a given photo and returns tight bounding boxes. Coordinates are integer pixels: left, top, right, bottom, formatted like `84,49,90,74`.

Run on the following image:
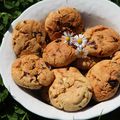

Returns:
86,60,120,102
84,25,120,57
45,7,84,41
49,67,92,111
11,55,55,89
12,20,46,57
43,38,77,67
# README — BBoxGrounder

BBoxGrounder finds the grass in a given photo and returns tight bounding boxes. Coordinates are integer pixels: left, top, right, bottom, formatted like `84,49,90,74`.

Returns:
0,0,120,120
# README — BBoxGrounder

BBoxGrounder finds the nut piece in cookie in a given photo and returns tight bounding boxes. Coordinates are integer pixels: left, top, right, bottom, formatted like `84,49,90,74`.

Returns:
84,25,120,57
12,20,46,57
45,7,84,41
43,38,77,67
49,67,92,111
11,55,54,89
72,56,101,70
86,60,120,102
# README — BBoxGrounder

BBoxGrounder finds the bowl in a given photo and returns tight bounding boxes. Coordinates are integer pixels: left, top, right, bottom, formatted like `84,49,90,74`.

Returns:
0,0,120,119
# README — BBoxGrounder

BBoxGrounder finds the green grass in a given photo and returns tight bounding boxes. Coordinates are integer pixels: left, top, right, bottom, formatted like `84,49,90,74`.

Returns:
0,0,120,120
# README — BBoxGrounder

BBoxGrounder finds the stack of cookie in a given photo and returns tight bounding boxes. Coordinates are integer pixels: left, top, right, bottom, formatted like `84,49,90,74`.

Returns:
11,7,120,112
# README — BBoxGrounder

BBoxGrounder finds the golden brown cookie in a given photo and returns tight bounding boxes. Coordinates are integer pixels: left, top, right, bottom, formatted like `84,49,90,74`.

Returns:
84,25,120,57
12,20,46,57
43,38,77,67
86,60,120,102
72,56,101,70
11,55,55,89
45,7,84,41
112,51,120,64
49,67,92,111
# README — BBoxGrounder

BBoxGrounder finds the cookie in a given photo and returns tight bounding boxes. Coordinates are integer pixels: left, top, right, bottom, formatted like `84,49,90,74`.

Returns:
72,56,101,70
112,51,120,64
43,38,77,67
49,67,92,111
12,20,46,57
86,60,120,102
11,55,55,89
84,25,120,57
45,7,84,41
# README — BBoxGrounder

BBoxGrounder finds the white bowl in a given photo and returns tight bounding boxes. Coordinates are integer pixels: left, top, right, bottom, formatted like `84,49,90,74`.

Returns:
0,0,120,119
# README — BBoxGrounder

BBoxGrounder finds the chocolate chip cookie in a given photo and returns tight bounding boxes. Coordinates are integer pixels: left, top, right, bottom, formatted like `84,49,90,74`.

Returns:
11,55,55,89
43,38,77,67
84,25,120,57
12,20,46,57
45,7,84,41
49,67,92,111
112,51,120,64
86,60,120,102
72,56,101,70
